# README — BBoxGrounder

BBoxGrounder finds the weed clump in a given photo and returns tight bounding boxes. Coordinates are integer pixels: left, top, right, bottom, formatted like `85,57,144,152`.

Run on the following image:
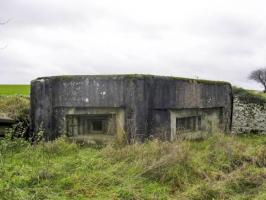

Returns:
0,133,266,199
0,96,30,138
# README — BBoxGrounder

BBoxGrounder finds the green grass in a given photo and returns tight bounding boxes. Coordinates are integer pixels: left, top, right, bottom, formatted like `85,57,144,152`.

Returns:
0,88,265,199
0,85,30,96
233,87,266,104
0,96,29,119
0,133,265,200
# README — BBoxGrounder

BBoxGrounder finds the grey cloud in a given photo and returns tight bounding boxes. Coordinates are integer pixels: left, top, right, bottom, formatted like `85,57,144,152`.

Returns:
114,17,171,39
0,0,107,27
0,0,266,91
210,16,261,38
191,14,262,38
0,56,33,83
0,0,168,42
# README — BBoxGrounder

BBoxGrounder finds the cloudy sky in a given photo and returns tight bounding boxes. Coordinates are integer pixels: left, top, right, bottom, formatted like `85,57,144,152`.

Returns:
0,0,266,90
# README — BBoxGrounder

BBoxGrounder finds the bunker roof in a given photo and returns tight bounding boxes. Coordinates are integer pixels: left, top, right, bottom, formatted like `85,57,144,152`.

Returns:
33,74,230,85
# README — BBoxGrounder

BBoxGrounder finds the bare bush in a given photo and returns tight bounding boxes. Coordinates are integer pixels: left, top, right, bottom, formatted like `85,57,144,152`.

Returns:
249,68,266,93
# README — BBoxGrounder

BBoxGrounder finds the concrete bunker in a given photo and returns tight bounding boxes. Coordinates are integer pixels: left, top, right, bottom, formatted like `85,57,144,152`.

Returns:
30,75,233,142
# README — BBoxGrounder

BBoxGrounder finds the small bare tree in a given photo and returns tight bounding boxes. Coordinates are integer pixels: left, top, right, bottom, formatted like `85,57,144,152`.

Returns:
249,68,266,93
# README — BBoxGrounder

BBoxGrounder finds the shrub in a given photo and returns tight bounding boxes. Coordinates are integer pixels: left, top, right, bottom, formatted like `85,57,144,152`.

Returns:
0,131,266,199
0,96,30,138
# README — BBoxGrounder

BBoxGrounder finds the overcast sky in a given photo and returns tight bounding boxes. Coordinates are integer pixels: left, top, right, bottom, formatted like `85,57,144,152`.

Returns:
0,0,266,89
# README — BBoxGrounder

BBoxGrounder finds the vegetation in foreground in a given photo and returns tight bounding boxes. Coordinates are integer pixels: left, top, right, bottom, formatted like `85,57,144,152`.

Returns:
0,96,29,138
0,90,265,200
0,85,30,96
0,133,265,200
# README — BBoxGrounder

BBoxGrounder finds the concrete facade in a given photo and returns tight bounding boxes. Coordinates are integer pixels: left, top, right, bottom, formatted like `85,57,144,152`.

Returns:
30,75,233,141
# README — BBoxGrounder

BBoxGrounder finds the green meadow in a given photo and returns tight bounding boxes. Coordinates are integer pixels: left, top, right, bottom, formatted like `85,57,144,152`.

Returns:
0,89,265,199
0,85,30,96
0,133,266,200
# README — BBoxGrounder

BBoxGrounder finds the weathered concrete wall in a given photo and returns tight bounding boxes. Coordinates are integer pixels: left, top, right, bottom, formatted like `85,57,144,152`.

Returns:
30,75,233,141
232,96,266,134
150,79,232,139
30,78,53,139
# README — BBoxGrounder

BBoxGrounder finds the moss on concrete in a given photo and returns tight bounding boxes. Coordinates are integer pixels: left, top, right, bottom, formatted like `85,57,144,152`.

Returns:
35,74,229,85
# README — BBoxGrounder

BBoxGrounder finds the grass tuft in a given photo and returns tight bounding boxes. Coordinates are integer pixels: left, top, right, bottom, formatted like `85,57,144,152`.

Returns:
0,132,266,199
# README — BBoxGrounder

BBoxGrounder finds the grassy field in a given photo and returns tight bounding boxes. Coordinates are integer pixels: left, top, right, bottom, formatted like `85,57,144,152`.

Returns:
0,134,265,200
0,88,265,199
0,85,30,96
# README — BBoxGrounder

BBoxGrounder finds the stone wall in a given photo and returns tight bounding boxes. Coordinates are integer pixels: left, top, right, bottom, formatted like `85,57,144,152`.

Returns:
232,96,266,134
